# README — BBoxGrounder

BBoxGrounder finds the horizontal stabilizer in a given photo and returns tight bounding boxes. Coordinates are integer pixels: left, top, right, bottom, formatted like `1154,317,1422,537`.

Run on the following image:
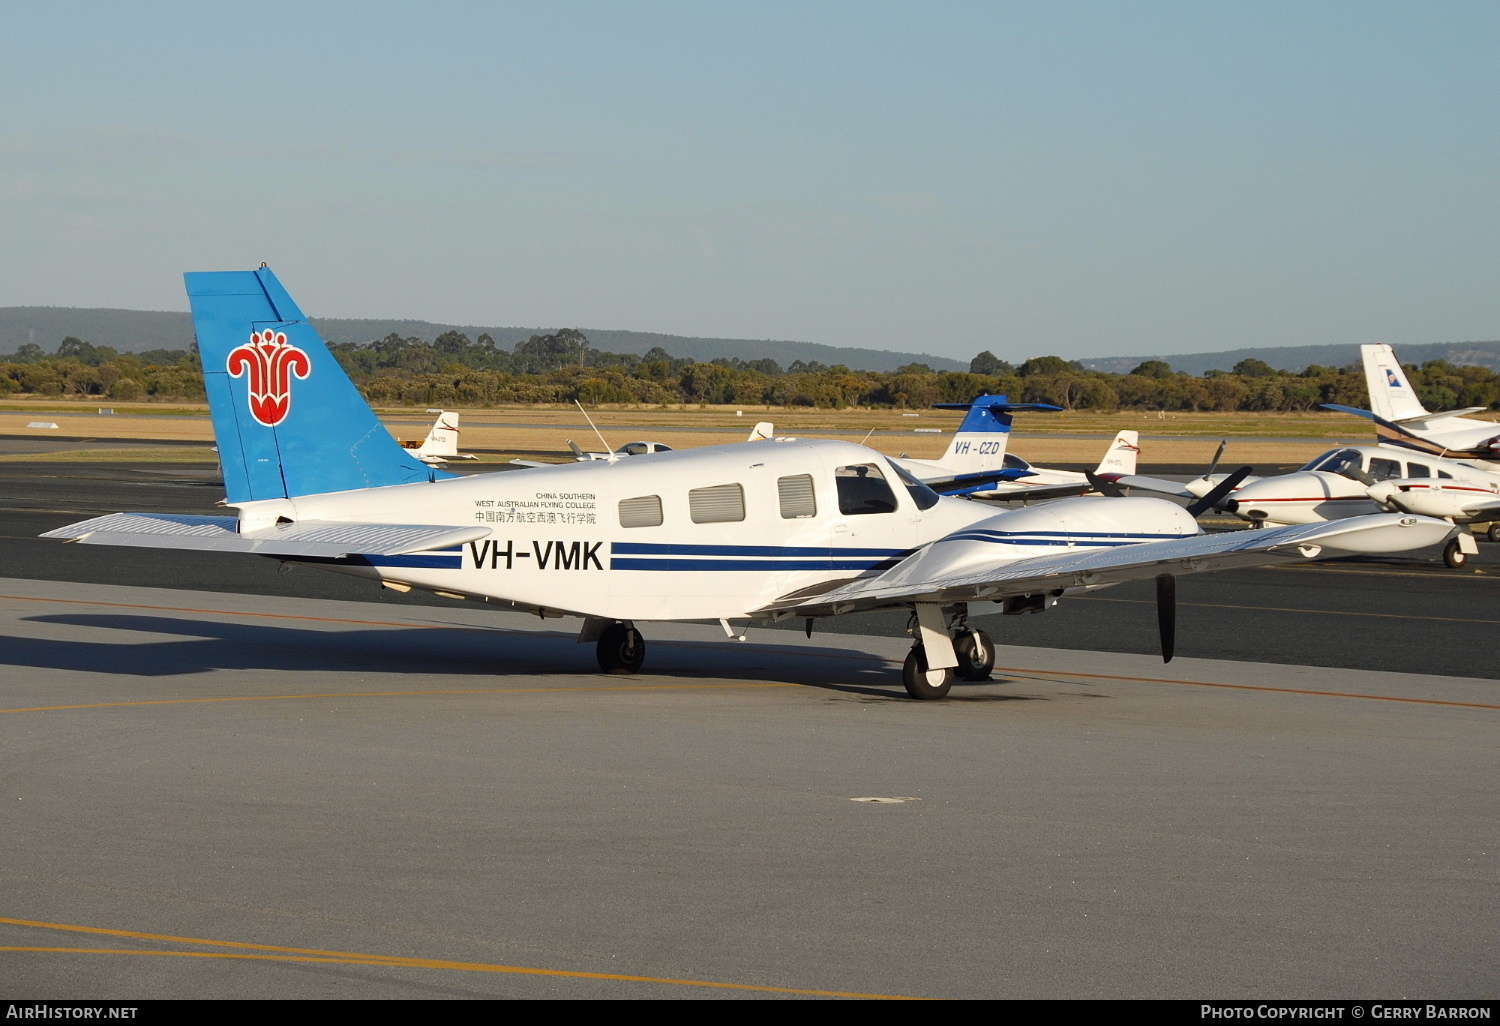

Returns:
760,515,1453,617
42,513,490,559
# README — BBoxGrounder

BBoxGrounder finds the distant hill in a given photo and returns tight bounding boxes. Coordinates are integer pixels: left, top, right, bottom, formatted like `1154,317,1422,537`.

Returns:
1079,341,1500,376
0,307,966,373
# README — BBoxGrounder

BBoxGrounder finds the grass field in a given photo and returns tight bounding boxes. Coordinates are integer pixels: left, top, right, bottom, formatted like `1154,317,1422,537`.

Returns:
0,399,1448,468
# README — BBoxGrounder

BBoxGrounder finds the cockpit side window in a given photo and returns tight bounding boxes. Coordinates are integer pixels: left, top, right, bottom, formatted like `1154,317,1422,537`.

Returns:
885,460,941,510
1368,458,1402,480
1305,448,1363,472
835,464,900,515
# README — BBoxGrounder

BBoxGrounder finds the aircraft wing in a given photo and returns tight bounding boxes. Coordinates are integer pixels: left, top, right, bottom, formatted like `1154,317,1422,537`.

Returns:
1109,474,1198,499
979,480,1095,502
921,468,1034,495
758,515,1452,618
41,513,490,559
1321,403,1431,442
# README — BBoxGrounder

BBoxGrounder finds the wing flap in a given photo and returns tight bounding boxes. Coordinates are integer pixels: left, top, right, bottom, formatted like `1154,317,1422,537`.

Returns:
759,515,1453,616
41,513,490,558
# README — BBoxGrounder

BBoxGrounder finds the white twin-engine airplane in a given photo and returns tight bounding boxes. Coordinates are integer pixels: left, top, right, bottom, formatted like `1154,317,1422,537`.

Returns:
400,410,479,465
1324,343,1500,467
41,268,1456,699
1224,444,1500,568
891,394,1142,499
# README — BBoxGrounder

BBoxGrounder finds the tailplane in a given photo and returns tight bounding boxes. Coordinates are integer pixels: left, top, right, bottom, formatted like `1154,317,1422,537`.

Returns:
186,267,451,504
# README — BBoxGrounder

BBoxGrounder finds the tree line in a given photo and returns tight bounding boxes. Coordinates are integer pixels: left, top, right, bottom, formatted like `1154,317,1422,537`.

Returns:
3,333,1498,413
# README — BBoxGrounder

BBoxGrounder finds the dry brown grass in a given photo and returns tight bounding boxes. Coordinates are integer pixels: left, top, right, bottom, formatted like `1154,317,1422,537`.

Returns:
0,400,1382,467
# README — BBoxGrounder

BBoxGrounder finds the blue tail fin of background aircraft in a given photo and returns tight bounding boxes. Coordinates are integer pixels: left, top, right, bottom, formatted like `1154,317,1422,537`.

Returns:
186,267,453,505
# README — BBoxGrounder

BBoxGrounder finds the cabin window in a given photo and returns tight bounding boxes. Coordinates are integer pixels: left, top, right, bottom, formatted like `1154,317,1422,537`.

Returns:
778,475,817,519
689,483,746,524
835,464,899,515
619,495,663,528
1438,470,1454,479
1405,462,1431,478
1369,458,1402,480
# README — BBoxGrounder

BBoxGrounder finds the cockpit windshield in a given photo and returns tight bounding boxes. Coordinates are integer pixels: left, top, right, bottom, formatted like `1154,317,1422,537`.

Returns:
885,459,942,510
1302,448,1364,473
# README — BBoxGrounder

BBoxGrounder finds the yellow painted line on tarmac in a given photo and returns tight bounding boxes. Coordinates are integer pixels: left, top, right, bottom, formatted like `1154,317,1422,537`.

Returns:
993,666,1500,710
0,681,795,715
0,918,922,999
1272,564,1491,579
1081,595,1500,626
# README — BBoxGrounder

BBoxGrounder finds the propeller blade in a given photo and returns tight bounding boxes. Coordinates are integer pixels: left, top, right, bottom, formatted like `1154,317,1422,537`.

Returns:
1185,465,1253,517
1085,470,1127,498
1156,573,1176,663
1202,438,1228,481
567,440,587,460
1332,458,1378,487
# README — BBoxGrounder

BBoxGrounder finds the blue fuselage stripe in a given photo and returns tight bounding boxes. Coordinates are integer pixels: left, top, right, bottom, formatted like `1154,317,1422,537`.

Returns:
610,558,895,572
611,542,907,557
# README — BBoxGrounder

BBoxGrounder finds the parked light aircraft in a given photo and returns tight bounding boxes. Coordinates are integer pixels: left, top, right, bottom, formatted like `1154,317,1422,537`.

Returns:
400,410,479,465
512,421,774,468
40,268,1455,698
891,395,1140,500
572,420,773,461
1224,443,1499,567
1324,344,1500,467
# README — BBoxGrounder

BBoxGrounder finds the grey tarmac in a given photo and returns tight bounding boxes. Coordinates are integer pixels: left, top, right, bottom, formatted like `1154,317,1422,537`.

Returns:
0,577,1494,999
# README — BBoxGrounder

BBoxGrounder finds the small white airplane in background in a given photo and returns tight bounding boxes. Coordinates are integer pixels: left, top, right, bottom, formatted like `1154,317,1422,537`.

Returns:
575,421,775,461
976,430,1144,502
1223,444,1500,568
42,268,1457,699
513,421,775,467
889,395,1142,501
401,410,479,465
1324,344,1500,468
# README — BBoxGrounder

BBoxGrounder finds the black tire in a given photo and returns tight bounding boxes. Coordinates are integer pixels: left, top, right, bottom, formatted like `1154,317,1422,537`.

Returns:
954,629,994,681
902,645,953,700
1443,539,1469,569
1488,523,1500,544
597,623,645,674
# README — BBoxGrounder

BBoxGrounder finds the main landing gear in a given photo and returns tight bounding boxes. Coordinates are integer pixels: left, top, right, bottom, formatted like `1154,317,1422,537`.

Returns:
902,604,993,700
595,621,645,674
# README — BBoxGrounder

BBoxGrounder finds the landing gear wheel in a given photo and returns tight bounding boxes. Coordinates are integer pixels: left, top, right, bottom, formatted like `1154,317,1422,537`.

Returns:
902,645,953,700
1443,539,1469,569
953,629,995,681
1488,523,1500,544
596,623,645,674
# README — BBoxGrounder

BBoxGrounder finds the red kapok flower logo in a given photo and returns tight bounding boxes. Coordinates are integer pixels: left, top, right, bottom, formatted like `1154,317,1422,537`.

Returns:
227,329,311,427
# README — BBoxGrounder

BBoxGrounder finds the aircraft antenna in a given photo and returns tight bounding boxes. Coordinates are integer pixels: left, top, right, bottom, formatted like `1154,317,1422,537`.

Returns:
575,400,616,461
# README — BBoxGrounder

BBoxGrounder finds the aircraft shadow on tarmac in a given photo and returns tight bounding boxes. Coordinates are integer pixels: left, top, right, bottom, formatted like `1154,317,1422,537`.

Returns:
4,613,1023,699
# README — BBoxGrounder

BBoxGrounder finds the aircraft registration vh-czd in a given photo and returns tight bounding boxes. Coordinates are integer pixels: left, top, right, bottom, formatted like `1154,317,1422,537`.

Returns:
42,268,1458,699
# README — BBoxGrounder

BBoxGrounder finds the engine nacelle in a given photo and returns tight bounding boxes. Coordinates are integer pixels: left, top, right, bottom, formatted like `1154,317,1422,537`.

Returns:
880,496,1201,594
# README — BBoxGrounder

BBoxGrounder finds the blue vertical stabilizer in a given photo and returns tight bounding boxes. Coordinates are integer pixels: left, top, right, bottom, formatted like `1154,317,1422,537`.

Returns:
186,267,452,504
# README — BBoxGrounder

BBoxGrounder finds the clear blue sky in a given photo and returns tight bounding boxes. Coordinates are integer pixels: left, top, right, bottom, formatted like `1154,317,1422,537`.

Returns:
1,1,1495,362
